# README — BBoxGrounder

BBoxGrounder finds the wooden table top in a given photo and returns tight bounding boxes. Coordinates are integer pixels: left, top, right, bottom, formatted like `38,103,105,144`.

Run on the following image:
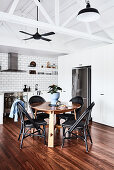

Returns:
31,102,81,114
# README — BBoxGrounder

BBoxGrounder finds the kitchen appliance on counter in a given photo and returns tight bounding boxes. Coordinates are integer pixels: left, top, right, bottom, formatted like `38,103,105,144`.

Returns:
72,66,91,114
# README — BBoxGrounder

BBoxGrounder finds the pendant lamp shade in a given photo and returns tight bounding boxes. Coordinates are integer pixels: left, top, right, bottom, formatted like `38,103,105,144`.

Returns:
77,1,100,22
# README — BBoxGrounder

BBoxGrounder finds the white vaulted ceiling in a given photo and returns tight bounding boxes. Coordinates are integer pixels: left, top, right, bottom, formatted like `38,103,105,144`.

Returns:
0,0,114,55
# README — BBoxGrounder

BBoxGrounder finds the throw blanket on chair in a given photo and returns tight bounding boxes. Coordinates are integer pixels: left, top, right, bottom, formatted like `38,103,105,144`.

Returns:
9,99,24,122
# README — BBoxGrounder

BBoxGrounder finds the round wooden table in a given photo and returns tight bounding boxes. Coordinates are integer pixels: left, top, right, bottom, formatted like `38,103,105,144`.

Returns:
31,102,80,147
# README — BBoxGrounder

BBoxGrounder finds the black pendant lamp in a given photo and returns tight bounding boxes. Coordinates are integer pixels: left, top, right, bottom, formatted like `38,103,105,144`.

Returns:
77,0,100,22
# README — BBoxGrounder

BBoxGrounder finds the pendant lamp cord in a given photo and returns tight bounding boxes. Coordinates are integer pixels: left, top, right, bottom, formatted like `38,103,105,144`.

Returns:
85,0,89,4
37,6,38,32
85,0,90,8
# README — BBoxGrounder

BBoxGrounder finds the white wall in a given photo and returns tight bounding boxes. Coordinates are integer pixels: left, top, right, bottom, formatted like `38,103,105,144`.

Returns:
0,53,58,92
58,44,114,127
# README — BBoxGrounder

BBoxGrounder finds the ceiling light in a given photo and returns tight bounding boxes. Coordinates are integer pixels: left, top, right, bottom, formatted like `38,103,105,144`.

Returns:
77,0,100,22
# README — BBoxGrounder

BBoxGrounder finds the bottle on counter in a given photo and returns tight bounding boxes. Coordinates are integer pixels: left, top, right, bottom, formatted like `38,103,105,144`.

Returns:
28,86,31,92
23,85,28,92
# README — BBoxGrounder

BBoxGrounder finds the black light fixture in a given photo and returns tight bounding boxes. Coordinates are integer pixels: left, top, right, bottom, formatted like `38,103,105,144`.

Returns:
77,0,100,22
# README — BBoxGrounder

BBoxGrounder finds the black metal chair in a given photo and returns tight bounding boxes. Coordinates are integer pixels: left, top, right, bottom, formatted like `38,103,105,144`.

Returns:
17,102,47,149
29,95,49,120
57,96,84,121
61,102,95,152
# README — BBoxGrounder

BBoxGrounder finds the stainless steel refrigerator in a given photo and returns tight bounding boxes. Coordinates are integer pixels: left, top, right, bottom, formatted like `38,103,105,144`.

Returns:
72,66,91,113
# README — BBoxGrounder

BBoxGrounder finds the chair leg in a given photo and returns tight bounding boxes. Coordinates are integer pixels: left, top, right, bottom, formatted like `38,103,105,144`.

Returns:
68,131,71,138
87,127,92,144
84,128,88,152
18,124,23,141
20,126,25,149
38,129,41,135
62,127,65,148
43,125,46,145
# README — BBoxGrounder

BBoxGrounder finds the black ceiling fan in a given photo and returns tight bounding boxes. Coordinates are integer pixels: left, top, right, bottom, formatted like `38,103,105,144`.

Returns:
19,5,55,41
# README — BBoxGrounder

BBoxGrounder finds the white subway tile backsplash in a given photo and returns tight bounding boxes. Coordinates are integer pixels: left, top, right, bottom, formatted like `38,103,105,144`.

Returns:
0,53,58,92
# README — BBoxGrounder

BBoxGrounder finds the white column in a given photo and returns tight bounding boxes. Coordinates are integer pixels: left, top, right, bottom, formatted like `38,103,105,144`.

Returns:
0,93,4,124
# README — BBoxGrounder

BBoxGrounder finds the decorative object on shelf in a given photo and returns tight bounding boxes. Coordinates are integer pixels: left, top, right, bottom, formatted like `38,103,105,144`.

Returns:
52,71,58,75
29,70,36,74
45,72,52,75
19,4,55,41
29,61,36,67
38,72,44,75
48,84,62,106
47,61,51,68
52,64,56,68
77,0,100,22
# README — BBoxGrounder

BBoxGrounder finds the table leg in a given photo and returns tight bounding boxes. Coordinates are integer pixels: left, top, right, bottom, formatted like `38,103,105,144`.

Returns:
34,110,37,118
74,109,76,120
48,111,54,147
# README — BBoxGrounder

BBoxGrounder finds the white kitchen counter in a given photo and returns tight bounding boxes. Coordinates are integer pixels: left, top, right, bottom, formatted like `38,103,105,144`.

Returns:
0,91,67,124
0,93,4,124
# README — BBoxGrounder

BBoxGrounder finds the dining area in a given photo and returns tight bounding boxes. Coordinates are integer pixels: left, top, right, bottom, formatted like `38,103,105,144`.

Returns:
10,88,95,153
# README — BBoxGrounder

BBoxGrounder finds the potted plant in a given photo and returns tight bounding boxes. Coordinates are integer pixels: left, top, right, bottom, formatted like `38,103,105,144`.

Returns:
48,84,62,106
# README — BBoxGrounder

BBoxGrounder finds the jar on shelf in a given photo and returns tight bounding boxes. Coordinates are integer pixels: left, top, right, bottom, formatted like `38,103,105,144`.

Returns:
52,64,56,68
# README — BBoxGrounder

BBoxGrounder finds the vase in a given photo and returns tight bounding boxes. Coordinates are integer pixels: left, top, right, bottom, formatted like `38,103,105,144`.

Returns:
50,92,60,106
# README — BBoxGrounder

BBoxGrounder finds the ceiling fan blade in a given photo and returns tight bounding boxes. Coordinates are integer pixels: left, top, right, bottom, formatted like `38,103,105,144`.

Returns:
40,37,52,41
19,31,33,36
41,32,55,36
23,37,33,40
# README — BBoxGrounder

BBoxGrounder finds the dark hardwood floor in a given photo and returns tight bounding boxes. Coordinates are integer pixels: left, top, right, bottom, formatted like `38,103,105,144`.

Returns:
0,117,114,170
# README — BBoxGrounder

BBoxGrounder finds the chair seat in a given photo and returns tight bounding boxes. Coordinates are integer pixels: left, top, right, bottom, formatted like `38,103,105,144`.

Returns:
24,119,47,128
62,119,84,128
37,113,49,119
57,113,75,120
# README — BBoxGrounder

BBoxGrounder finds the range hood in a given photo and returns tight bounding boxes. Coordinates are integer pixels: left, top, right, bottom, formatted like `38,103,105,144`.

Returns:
1,53,26,72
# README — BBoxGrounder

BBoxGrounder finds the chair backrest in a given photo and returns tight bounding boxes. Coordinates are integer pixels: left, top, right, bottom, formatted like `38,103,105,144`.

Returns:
70,96,84,116
70,96,83,106
68,102,95,133
29,96,45,114
17,102,38,129
29,95,45,105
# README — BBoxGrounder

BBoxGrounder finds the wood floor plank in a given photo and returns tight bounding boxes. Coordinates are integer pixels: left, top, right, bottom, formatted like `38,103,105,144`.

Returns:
0,118,114,170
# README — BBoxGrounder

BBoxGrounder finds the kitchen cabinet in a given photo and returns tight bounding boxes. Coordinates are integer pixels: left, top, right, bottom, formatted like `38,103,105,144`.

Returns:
92,53,114,127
